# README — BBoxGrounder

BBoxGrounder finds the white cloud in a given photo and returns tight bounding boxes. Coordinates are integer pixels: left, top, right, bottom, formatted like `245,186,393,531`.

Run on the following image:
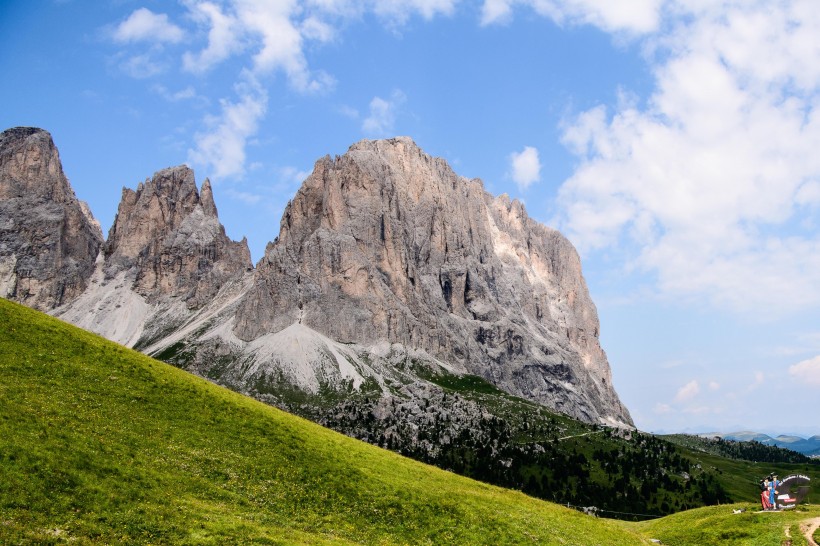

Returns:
654,402,672,414
181,0,333,92
362,90,406,136
338,105,359,119
373,0,459,24
789,355,820,386
152,85,199,102
508,146,541,191
480,0,513,25
113,8,184,44
300,16,335,42
182,1,243,73
796,181,820,208
279,166,312,184
188,72,268,180
556,1,820,313
305,0,458,24
747,371,765,392
480,0,661,33
674,380,699,403
119,54,165,78
708,381,720,391
225,188,262,205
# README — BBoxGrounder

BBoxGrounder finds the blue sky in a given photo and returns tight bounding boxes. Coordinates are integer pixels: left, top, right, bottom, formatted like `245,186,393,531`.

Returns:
2,0,819,436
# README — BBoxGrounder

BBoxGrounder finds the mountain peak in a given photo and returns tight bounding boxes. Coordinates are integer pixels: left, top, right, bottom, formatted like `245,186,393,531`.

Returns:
233,137,632,426
0,126,103,310
349,135,419,151
103,165,251,307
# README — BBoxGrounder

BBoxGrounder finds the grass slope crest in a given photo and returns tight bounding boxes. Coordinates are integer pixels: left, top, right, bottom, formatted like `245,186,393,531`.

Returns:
3,299,820,544
0,298,649,545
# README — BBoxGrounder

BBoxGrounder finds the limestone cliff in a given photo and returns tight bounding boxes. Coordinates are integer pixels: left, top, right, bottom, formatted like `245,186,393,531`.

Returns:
1,127,632,428
0,127,103,310
103,165,252,309
232,137,632,426
52,165,253,348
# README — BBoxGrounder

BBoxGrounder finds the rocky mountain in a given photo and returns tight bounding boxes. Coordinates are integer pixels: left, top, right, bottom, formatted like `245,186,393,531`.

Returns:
102,165,252,308
51,165,253,348
0,127,103,310
228,137,631,426
0,126,632,430
700,431,820,457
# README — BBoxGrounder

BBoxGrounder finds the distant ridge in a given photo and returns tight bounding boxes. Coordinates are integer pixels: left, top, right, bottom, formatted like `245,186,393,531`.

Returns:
698,431,820,457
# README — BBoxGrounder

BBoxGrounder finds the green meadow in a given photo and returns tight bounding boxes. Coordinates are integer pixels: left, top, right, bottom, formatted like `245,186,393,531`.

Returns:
2,297,818,545
0,298,649,545
626,502,820,546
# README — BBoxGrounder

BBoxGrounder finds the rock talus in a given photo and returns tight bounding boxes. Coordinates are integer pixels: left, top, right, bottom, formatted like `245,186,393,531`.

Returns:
0,127,103,310
233,137,632,426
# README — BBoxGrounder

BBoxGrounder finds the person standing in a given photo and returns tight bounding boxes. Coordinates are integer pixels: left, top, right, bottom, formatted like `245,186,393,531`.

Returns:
769,474,779,510
761,477,772,510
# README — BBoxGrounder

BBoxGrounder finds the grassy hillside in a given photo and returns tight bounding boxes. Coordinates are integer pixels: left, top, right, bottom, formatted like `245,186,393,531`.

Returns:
0,298,650,545
316,376,819,519
662,434,819,503
628,502,820,546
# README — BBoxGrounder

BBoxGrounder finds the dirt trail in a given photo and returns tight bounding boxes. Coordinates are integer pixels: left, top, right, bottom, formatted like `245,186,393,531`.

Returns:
800,516,820,546
556,430,606,441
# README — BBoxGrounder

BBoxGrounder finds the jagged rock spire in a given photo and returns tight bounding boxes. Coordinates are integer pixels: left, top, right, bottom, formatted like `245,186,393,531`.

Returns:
0,127,103,310
104,165,251,308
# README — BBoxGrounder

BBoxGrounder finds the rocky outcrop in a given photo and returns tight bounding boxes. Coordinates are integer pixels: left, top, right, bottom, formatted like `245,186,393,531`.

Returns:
2,126,632,428
52,165,253,348
103,166,252,308
232,137,632,426
0,127,103,310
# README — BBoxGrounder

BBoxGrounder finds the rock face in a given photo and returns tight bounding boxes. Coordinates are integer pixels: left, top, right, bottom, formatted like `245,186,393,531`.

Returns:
52,165,253,348
232,137,632,426
0,127,103,310
1,126,632,429
103,165,252,309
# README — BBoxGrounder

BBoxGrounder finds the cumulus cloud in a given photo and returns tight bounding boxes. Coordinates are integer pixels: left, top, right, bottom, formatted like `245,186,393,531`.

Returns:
109,1,459,183
508,146,541,191
188,72,267,180
789,356,820,386
674,380,699,403
181,0,334,93
556,1,820,313
480,0,661,33
182,1,243,73
113,7,184,44
362,90,406,136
